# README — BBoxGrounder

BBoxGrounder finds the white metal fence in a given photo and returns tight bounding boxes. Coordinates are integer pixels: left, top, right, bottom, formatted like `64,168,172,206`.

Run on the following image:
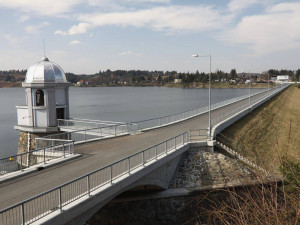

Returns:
0,132,189,225
0,140,74,176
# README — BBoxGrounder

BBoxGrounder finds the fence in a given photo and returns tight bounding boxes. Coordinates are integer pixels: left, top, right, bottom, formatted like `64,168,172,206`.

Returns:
134,89,269,131
211,84,287,127
0,140,74,176
0,132,189,225
216,134,268,174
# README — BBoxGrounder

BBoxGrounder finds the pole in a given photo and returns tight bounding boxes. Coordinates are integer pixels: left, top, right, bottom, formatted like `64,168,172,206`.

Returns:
268,73,270,100
248,74,251,108
208,55,211,141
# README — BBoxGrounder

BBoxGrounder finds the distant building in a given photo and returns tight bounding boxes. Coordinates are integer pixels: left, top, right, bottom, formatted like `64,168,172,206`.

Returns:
77,80,84,86
174,79,182,84
276,75,289,84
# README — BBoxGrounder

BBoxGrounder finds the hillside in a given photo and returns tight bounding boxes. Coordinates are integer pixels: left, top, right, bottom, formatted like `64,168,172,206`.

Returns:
219,85,300,171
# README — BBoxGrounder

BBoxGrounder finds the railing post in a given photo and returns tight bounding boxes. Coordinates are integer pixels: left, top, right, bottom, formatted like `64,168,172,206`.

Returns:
128,157,130,173
115,126,117,136
20,154,23,171
142,151,145,166
44,148,46,164
63,144,65,158
87,175,90,197
21,203,25,225
165,142,168,154
84,130,86,141
110,166,113,184
175,138,177,150
155,146,157,159
59,187,62,212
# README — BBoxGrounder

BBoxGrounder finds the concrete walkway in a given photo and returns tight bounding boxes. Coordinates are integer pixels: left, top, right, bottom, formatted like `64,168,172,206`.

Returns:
0,92,267,210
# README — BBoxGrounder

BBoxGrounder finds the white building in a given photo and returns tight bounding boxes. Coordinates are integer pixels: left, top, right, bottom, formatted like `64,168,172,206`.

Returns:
15,57,71,133
276,75,289,84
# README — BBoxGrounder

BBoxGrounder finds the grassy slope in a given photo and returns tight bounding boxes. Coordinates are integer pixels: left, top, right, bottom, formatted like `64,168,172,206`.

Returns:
220,85,300,172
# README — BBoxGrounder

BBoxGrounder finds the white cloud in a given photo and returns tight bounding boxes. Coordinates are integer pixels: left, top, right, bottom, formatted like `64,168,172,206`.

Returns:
25,22,50,34
0,0,81,16
69,40,81,45
223,2,300,55
118,50,132,55
55,23,91,35
56,5,230,35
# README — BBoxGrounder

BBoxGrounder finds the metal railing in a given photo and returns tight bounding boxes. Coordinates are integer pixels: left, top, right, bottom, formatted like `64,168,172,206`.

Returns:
211,84,288,127
41,123,132,144
0,132,189,225
216,134,268,174
189,129,209,142
134,88,269,131
0,140,74,176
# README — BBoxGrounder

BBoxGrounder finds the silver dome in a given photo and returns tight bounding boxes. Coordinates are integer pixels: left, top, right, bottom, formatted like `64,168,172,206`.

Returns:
25,57,67,83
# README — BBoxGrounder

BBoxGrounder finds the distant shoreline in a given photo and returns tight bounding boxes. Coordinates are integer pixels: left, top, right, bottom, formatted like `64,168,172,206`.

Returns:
0,82,275,89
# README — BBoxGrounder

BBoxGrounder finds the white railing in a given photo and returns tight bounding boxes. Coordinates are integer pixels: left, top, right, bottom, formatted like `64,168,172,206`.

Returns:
0,132,190,225
211,84,288,127
0,140,74,176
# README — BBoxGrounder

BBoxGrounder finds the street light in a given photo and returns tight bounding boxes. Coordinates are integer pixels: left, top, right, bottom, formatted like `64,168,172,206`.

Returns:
192,54,212,141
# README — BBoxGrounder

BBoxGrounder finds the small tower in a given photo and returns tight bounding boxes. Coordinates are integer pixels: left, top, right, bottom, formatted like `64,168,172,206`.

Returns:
15,57,71,154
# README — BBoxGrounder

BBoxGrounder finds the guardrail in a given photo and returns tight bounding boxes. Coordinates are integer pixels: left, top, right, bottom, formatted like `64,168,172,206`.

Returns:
216,134,268,174
0,140,74,176
42,123,132,144
134,88,269,131
211,84,288,127
0,132,189,225
189,129,209,142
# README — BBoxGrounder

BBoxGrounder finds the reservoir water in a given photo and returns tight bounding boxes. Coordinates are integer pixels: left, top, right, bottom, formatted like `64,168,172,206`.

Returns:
0,87,262,158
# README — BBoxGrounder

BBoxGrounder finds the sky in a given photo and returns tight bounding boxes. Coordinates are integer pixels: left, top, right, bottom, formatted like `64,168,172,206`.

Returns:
0,0,299,74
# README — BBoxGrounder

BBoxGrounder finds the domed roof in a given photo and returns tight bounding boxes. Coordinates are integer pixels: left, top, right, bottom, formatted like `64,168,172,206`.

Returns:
25,57,67,83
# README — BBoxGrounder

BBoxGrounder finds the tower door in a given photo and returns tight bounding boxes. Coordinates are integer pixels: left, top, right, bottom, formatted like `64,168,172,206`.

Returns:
56,108,65,120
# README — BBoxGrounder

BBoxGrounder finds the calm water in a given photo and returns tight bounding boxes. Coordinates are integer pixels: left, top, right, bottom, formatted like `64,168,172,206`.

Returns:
0,87,261,157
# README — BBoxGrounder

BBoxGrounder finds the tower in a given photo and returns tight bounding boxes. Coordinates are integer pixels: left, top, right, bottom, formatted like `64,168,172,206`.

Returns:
15,57,71,154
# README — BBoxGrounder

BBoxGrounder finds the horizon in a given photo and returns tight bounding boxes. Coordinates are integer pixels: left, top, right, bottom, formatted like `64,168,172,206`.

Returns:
0,0,299,74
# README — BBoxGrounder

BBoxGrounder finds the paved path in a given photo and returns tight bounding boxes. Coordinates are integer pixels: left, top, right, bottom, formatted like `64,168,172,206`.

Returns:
0,92,265,210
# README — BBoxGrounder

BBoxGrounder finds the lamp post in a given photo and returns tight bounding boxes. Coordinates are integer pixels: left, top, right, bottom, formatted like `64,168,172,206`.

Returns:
192,54,212,141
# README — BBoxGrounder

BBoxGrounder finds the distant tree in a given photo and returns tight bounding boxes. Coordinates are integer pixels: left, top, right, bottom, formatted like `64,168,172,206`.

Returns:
229,69,237,79
296,69,300,81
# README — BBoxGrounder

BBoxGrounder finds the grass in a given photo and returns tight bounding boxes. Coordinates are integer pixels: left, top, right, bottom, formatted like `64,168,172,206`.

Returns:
202,85,300,225
219,85,300,172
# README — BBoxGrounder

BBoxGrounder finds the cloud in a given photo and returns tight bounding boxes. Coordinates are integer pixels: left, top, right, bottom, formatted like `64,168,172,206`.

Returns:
0,0,81,16
118,50,132,55
69,40,81,45
55,23,91,35
222,2,300,55
25,22,50,34
56,5,230,35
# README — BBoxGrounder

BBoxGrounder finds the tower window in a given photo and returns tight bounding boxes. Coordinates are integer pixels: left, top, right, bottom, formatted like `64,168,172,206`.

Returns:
36,89,44,106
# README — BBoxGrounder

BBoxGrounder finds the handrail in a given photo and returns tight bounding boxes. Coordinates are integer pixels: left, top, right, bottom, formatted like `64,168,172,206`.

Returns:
0,132,189,224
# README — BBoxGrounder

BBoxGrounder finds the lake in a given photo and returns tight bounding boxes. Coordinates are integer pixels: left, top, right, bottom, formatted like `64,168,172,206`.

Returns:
0,87,261,157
